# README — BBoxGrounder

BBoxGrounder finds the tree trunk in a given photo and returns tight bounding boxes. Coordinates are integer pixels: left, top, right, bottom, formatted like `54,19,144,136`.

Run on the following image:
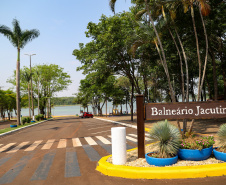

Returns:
168,29,185,102
145,0,176,102
198,4,209,101
209,47,218,101
174,27,189,102
191,4,202,101
189,4,209,134
16,48,21,125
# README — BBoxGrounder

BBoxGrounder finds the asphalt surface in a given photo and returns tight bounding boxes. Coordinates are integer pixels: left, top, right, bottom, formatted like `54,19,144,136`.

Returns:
0,117,225,185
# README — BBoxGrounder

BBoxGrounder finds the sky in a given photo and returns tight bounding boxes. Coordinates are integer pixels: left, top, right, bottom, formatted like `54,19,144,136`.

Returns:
0,0,132,97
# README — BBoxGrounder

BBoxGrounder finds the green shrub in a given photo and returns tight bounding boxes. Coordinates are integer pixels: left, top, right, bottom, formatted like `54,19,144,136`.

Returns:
21,117,27,124
35,115,40,121
149,120,181,158
39,114,44,120
26,117,31,123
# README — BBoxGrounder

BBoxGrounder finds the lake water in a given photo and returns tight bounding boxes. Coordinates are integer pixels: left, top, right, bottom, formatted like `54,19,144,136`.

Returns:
19,102,134,117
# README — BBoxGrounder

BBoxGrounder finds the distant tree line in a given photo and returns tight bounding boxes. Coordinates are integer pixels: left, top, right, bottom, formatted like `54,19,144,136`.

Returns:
51,97,76,106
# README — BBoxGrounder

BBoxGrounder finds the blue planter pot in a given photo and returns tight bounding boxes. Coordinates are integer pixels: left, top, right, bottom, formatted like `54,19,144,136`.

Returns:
10,125,17,128
178,146,213,161
145,153,178,167
213,148,226,162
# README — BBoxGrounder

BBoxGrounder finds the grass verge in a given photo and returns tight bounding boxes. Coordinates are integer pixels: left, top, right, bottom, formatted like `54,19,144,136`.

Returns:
0,119,50,134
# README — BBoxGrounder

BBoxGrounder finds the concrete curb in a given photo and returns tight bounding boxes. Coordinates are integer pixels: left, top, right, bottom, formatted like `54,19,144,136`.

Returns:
96,145,226,179
95,117,226,179
0,118,53,137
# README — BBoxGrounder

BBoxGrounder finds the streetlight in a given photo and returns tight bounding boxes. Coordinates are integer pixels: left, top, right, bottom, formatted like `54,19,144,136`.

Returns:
25,54,36,120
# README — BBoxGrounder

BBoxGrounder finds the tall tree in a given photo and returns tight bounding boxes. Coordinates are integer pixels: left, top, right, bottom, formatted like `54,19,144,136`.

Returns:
0,19,39,125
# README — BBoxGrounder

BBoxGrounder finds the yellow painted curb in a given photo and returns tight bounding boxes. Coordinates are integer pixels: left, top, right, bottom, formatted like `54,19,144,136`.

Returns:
96,147,226,179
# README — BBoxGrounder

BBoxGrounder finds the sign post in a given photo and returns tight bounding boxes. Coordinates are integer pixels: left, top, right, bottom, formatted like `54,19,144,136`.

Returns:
136,95,145,158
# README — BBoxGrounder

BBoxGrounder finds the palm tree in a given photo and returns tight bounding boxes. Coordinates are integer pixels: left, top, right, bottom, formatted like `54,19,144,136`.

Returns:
0,19,39,125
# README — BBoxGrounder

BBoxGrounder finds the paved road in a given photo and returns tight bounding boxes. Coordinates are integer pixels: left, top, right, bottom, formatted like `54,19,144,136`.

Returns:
0,117,225,185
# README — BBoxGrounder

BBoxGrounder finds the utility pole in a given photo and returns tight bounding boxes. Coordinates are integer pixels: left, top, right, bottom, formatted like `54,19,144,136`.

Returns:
25,54,36,120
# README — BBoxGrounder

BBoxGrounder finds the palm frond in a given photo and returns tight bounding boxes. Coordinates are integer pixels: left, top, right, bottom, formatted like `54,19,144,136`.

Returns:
20,29,40,48
12,19,22,41
0,25,14,43
109,0,117,14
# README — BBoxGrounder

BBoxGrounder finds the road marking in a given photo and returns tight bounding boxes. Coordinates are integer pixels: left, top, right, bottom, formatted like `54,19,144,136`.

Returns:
0,154,33,184
128,134,151,141
41,139,55,150
95,140,112,154
57,139,67,148
31,151,56,181
84,137,97,145
65,150,81,177
0,157,11,167
126,136,137,143
0,143,16,153
7,142,29,153
96,136,111,144
72,138,82,147
83,145,101,161
24,140,43,151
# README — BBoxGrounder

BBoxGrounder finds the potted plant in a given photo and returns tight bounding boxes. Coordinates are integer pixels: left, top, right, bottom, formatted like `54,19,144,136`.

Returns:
145,120,181,166
213,123,226,162
178,134,215,161
10,124,17,128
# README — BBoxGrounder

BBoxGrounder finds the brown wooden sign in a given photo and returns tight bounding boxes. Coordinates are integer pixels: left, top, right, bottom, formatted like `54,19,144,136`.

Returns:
145,101,226,120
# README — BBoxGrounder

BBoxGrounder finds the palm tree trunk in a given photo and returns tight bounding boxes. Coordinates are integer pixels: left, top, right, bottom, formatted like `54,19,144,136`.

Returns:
168,28,185,102
209,47,218,100
198,5,209,100
189,4,209,134
16,48,21,125
174,27,189,102
191,4,201,101
144,0,176,102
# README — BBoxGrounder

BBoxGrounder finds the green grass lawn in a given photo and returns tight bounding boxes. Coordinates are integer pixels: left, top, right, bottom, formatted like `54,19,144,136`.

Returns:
0,119,49,134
